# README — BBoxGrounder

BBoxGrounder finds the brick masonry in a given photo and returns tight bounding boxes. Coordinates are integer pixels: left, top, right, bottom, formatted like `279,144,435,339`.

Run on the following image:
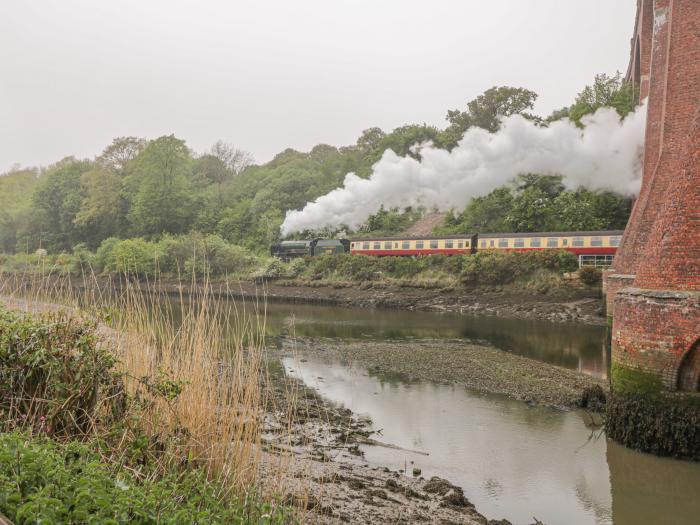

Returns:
605,0,700,400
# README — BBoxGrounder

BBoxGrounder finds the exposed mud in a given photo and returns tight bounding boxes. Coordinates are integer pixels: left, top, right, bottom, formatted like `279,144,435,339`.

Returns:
232,281,606,326
261,359,539,525
274,337,607,410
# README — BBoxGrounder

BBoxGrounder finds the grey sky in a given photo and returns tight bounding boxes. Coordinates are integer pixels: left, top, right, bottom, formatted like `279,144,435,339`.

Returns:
0,0,636,173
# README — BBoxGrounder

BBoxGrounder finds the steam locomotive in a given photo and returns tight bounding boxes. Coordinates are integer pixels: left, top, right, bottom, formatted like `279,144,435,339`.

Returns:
271,230,623,267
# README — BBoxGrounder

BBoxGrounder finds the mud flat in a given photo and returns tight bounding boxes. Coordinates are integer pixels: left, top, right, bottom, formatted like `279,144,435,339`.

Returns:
262,361,535,525
275,337,607,410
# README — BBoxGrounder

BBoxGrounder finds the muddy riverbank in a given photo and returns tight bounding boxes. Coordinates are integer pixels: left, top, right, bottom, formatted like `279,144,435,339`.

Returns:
4,273,605,325
262,361,517,524
275,337,607,410
247,281,606,325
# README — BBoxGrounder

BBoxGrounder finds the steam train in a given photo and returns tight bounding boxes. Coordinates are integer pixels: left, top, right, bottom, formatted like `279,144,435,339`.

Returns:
271,230,624,267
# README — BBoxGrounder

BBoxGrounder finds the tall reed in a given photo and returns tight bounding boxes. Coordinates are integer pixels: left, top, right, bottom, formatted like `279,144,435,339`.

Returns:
0,265,295,498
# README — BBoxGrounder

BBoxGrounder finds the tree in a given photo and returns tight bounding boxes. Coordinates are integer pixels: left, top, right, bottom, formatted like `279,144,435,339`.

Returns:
444,86,539,146
210,140,253,175
567,72,637,126
73,168,127,246
128,136,195,237
31,158,94,252
98,137,146,175
356,127,386,153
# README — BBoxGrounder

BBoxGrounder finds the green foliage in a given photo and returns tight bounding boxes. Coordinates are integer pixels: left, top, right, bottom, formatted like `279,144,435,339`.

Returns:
103,238,161,276
578,266,602,286
438,174,632,234
127,136,196,237
564,72,637,126
459,250,577,287
0,308,119,436
0,74,634,259
0,432,292,524
287,250,577,288
443,86,539,147
357,206,423,236
31,158,95,253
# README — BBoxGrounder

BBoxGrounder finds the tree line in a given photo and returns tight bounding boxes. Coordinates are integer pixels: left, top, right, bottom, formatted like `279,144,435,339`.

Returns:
0,72,636,256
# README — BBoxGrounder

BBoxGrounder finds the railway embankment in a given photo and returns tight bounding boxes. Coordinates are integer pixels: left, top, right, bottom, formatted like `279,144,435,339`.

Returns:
247,281,606,325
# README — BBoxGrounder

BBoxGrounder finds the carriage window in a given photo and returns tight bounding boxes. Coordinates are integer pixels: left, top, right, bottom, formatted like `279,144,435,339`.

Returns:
481,240,486,248
562,238,568,246
351,243,355,249
457,240,464,249
430,240,438,249
465,240,470,247
530,238,541,248
590,237,603,247
384,241,392,249
402,240,410,249
394,242,398,248
416,240,424,249
609,236,621,247
513,238,525,248
445,240,453,249
362,242,370,250
373,242,381,250
498,239,509,248
547,238,558,248
572,237,584,247
489,240,495,247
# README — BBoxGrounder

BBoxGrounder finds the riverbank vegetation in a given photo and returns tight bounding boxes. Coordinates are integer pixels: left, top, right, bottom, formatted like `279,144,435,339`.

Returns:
0,242,600,298
0,282,297,523
1,73,635,262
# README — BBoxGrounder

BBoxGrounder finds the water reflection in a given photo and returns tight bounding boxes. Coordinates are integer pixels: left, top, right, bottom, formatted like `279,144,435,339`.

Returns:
283,356,700,525
263,302,609,378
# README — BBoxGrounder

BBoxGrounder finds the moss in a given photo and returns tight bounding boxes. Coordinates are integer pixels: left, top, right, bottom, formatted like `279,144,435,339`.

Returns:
606,392,700,460
610,363,664,395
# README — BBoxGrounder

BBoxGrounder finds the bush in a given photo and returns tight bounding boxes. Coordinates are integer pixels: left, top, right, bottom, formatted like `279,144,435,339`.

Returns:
0,308,119,437
0,432,291,524
104,239,160,276
578,266,602,285
460,250,578,286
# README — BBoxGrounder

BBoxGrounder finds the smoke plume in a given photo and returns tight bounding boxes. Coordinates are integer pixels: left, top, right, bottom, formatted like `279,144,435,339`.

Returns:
281,104,647,235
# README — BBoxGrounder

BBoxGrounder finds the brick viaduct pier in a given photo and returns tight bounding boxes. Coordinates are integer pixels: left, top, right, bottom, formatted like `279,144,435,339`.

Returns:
603,0,699,459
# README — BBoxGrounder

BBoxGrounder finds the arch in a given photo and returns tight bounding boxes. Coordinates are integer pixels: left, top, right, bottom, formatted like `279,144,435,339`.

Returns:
677,339,700,392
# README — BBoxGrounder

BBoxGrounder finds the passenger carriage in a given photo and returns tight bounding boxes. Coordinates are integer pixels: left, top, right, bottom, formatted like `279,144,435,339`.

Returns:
477,231,623,267
349,234,478,257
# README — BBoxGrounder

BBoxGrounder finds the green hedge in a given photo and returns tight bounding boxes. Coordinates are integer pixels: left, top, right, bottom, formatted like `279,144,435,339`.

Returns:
291,250,578,285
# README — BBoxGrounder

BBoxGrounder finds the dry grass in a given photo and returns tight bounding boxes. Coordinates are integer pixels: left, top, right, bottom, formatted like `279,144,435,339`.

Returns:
0,267,301,500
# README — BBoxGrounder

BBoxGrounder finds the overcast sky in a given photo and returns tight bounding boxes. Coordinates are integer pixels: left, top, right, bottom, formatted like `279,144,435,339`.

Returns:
0,0,637,173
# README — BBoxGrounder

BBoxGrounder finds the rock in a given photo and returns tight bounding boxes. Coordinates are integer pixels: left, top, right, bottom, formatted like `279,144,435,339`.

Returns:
423,476,453,496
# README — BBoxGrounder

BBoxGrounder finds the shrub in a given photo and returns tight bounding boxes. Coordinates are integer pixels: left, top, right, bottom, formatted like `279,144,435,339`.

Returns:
0,432,291,524
0,308,120,437
93,237,121,273
104,239,160,277
579,266,602,285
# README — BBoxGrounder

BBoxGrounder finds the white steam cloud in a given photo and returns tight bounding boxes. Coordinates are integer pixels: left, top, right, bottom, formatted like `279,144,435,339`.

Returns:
281,104,647,236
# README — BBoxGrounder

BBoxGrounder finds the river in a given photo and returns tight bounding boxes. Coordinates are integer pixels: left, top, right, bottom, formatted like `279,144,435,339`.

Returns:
150,295,700,524
254,301,700,525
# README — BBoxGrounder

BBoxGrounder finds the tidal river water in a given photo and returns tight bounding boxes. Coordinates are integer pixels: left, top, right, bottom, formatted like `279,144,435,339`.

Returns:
254,302,700,525
166,296,693,524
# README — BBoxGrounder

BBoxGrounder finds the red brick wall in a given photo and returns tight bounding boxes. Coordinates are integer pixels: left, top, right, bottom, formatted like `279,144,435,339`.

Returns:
612,289,700,390
608,0,700,392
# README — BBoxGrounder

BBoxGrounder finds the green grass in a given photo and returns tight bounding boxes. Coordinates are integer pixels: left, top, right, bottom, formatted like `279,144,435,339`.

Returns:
0,432,291,524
